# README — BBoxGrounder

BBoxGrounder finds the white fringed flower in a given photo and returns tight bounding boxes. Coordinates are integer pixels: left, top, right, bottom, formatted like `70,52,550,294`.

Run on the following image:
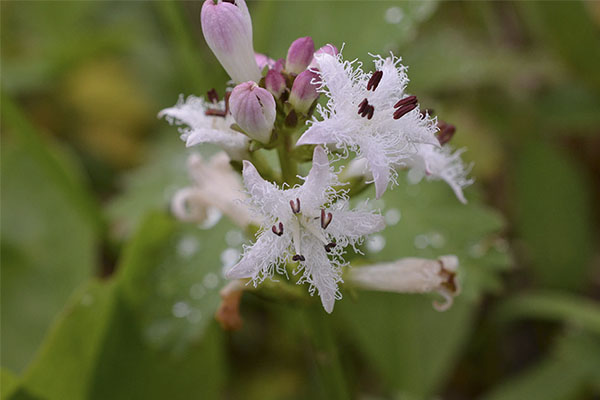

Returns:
171,152,259,228
226,146,385,313
159,95,249,161
297,52,439,199
407,144,474,204
346,255,461,311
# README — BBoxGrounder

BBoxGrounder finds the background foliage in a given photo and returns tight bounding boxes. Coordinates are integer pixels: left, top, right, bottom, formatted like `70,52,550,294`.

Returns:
1,1,599,399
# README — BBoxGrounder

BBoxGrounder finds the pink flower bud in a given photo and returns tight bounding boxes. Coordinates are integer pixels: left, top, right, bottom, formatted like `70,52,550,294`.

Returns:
229,81,276,143
255,53,275,71
285,36,315,74
265,69,286,98
201,0,260,83
289,70,319,113
309,44,339,69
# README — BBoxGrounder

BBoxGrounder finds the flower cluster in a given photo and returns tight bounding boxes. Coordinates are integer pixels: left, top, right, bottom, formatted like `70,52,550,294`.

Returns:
160,0,469,315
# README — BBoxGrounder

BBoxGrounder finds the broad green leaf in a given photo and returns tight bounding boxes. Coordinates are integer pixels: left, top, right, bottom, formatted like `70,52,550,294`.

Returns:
481,331,600,400
513,141,593,290
337,179,509,398
1,97,100,372
1,368,21,399
19,213,232,399
495,291,600,335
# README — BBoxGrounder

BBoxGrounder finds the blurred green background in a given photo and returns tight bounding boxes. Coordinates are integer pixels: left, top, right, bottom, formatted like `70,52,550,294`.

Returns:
1,1,599,399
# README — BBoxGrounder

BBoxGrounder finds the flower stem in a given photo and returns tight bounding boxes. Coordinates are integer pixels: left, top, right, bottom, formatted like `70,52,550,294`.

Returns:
304,308,350,400
277,131,298,185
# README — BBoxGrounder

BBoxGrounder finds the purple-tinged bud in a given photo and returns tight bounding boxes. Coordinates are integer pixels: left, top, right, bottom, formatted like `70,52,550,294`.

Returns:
255,53,275,71
289,70,319,113
229,81,276,143
285,36,315,74
272,58,285,73
309,44,338,69
265,69,286,98
201,0,260,83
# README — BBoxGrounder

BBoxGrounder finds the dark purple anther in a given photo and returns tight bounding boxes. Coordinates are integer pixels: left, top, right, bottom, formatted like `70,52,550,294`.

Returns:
292,254,306,262
367,70,383,91
393,103,417,119
394,95,417,109
320,209,333,229
290,198,301,214
271,222,284,236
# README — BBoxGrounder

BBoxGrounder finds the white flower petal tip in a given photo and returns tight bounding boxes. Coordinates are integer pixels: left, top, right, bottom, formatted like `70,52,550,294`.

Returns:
346,255,461,311
230,153,383,312
159,95,249,161
171,152,259,228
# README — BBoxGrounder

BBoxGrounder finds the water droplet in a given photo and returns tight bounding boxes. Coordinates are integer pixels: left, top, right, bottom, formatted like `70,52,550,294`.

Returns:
221,248,240,269
187,309,203,324
198,207,222,229
384,208,401,225
407,168,424,185
225,230,244,247
189,283,206,299
468,242,487,259
366,235,386,253
385,6,404,24
429,232,446,249
414,234,429,249
81,294,94,306
177,236,199,259
172,301,191,318
203,273,219,289
493,238,509,253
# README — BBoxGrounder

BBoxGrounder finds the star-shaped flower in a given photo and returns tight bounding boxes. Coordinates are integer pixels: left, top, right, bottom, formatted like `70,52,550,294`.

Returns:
159,94,249,160
297,52,439,199
226,146,385,313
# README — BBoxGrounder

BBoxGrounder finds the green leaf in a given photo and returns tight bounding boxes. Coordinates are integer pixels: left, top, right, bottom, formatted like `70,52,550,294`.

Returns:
337,180,509,398
495,291,600,335
513,141,593,290
1,96,100,372
481,331,600,400
18,213,235,399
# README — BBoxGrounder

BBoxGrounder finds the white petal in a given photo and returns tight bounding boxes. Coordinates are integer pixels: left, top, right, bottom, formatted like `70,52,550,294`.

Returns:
297,146,337,211
242,160,287,217
296,122,338,146
326,202,385,240
297,236,342,313
225,230,289,280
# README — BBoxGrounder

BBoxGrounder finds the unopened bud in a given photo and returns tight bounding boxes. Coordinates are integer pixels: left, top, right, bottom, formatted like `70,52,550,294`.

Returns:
201,0,260,83
289,70,319,113
285,36,315,74
265,69,286,98
309,44,338,69
347,255,461,311
229,81,276,143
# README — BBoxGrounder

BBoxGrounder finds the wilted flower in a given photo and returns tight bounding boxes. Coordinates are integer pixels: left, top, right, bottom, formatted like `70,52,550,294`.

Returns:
229,81,276,143
171,152,259,228
226,146,385,313
200,0,260,83
297,52,440,199
158,94,249,161
346,255,460,311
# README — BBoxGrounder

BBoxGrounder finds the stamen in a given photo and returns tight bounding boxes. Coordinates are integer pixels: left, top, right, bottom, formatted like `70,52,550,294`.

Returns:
437,121,456,145
367,70,383,91
290,198,301,214
292,254,305,262
357,98,375,119
394,95,417,109
207,88,219,104
204,109,227,117
320,209,333,229
393,103,417,120
271,222,284,236
324,242,337,253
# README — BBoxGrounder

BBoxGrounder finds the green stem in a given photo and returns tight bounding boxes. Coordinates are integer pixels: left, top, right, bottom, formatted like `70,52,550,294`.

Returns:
277,132,298,185
304,309,351,400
